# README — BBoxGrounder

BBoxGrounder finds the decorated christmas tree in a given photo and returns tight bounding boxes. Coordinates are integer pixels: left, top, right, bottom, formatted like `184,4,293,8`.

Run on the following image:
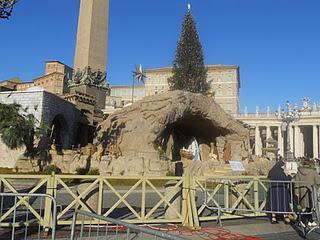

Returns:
168,6,209,94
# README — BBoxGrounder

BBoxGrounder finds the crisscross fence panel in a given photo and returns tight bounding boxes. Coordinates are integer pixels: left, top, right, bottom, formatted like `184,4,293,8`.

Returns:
195,176,268,222
197,176,320,226
0,174,54,230
0,173,291,232
54,175,185,225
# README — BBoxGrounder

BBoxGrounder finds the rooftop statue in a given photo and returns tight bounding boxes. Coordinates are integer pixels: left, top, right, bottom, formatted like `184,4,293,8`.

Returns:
301,97,311,112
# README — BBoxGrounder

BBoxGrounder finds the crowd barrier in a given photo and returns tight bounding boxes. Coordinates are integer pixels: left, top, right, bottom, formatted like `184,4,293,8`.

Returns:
2,173,319,235
70,209,187,240
0,192,56,240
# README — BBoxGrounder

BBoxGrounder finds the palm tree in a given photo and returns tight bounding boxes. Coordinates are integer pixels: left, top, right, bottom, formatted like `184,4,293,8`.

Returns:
0,103,44,153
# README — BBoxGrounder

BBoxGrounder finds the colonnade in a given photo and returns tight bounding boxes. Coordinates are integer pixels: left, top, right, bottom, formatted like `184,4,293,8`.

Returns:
254,124,320,159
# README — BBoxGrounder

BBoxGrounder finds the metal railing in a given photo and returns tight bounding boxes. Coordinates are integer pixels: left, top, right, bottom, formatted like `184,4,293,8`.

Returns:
200,178,320,225
70,209,187,240
0,192,57,240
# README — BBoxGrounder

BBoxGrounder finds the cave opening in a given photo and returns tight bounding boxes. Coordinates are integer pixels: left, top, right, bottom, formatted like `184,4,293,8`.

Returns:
157,115,229,161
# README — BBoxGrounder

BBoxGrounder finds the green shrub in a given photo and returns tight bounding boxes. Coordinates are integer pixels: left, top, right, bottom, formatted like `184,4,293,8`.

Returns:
75,167,87,175
166,170,175,177
87,168,100,175
42,165,62,175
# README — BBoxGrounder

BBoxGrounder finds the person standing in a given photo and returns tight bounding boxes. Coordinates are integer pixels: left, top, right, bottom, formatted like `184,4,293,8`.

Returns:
266,159,293,224
295,159,320,227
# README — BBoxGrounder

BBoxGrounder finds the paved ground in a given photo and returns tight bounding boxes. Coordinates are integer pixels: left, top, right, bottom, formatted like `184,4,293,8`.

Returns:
63,217,320,240
209,217,320,240
2,217,320,239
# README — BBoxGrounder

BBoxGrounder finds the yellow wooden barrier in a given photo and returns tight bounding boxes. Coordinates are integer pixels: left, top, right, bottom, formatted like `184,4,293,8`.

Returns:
54,175,185,225
0,174,269,230
0,174,51,227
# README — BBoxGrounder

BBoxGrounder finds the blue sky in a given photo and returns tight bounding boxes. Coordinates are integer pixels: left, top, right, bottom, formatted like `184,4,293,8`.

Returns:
0,0,319,112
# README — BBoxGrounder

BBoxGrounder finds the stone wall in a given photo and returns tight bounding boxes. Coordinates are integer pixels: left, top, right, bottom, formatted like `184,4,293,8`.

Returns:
0,89,86,169
0,138,24,168
0,89,44,124
41,91,84,148
0,89,84,148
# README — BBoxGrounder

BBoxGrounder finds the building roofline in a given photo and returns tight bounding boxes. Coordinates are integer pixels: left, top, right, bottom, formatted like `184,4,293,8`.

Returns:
33,72,65,82
145,65,240,87
145,64,239,73
45,60,73,69
0,89,45,94
145,67,172,72
0,77,23,84
17,81,33,84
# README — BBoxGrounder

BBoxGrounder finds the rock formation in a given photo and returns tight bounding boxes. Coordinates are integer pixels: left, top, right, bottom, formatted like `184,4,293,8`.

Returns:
94,90,250,176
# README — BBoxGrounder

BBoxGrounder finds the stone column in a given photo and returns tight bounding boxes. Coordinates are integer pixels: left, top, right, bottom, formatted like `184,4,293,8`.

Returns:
313,125,319,158
289,124,294,155
294,125,300,158
278,125,284,157
300,129,304,157
266,126,272,140
255,126,262,156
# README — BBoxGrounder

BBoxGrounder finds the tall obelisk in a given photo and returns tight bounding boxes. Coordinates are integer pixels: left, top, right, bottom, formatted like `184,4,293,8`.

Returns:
74,0,109,72
72,0,110,110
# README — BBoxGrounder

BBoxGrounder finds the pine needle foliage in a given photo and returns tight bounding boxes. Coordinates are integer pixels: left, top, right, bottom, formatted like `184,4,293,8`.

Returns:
168,9,209,94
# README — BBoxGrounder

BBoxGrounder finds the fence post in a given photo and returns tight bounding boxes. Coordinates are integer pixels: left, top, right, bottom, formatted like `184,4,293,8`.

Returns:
190,174,200,229
182,170,188,226
182,168,200,229
253,178,259,215
141,174,146,221
43,172,55,232
98,175,103,215
224,180,229,213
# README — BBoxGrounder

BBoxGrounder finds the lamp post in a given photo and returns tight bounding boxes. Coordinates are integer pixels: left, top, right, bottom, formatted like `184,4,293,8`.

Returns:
275,100,301,162
0,0,18,19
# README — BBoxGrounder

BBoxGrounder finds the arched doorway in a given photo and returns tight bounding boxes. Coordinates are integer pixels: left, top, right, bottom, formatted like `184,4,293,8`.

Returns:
50,114,69,149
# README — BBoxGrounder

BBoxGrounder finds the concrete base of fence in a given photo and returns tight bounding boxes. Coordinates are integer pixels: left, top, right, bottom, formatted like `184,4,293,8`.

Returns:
164,180,181,219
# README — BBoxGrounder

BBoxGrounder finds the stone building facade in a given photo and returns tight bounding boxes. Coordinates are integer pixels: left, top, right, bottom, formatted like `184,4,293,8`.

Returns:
236,99,320,159
110,85,145,104
104,65,240,115
15,61,72,95
145,65,240,114
0,87,86,149
0,77,23,90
